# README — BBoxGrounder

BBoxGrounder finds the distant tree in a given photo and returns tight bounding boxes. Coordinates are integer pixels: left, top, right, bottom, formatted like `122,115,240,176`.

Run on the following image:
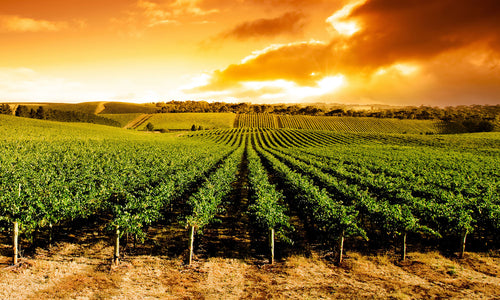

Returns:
235,103,250,114
146,122,154,131
15,105,30,117
0,104,12,115
198,125,204,131
260,104,273,113
286,105,300,115
463,120,495,132
191,124,197,131
272,104,287,114
326,109,344,117
36,106,46,119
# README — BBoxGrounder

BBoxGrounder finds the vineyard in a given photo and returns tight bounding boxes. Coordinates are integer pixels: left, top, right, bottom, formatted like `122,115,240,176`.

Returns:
196,129,500,259
1,114,499,262
234,113,447,134
1,114,499,298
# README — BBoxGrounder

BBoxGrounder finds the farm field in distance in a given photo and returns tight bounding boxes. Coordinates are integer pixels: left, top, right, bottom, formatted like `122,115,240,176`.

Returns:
136,112,236,131
1,113,499,299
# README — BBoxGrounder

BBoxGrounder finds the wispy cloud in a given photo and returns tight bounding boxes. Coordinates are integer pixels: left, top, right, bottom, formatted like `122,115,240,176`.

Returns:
112,0,219,36
148,19,181,27
0,15,71,32
171,0,219,16
218,12,304,40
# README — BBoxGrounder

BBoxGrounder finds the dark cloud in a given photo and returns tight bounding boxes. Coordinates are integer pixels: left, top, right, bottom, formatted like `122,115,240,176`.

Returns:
220,12,305,40
341,0,500,70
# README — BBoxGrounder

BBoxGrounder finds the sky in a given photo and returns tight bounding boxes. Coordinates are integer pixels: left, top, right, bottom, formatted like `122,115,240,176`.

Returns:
1,0,499,106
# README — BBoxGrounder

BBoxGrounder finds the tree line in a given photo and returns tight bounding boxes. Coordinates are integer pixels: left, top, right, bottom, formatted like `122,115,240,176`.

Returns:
0,104,120,127
156,101,497,117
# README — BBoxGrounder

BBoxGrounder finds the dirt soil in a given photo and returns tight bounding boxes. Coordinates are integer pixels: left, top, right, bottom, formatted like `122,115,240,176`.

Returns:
1,240,499,299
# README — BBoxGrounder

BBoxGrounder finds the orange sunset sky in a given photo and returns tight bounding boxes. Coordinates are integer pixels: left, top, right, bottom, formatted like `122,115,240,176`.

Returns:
1,0,499,106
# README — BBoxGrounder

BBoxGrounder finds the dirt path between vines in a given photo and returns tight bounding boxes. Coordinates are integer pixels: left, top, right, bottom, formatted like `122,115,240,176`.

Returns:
197,147,259,261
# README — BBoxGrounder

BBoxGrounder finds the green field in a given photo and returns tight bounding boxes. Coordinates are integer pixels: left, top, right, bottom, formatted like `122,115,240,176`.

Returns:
136,112,236,130
98,102,158,114
0,114,176,141
99,113,143,127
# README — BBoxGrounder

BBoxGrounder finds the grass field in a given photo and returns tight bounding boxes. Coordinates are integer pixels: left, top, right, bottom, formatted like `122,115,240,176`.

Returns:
99,113,143,127
0,114,178,142
98,102,158,114
136,112,236,130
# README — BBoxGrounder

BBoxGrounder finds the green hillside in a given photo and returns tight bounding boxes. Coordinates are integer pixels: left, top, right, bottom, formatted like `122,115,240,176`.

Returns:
0,114,175,142
99,113,143,127
136,113,236,130
42,102,103,114
4,101,159,115
4,102,102,115
99,102,158,114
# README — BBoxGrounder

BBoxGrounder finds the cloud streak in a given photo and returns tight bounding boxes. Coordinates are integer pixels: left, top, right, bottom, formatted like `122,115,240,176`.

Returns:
110,0,220,36
219,12,305,40
0,15,70,32
171,0,219,16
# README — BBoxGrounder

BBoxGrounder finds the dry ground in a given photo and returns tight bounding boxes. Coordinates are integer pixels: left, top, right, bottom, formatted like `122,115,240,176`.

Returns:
1,240,499,299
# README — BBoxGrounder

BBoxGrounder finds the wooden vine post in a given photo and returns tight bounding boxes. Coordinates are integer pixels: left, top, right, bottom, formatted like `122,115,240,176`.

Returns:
401,231,407,262
13,183,21,265
189,225,195,265
49,222,53,248
269,228,275,264
13,221,19,265
459,230,468,259
114,225,120,265
338,230,345,265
